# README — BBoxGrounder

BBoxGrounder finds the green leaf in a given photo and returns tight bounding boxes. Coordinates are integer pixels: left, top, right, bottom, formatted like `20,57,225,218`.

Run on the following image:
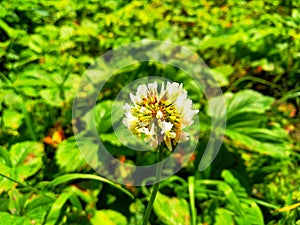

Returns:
55,137,86,172
2,109,24,130
0,197,9,212
226,113,268,129
241,199,264,225
8,188,26,217
153,192,191,225
129,199,145,225
235,127,289,142
0,166,17,193
0,146,12,167
45,192,72,225
69,193,83,211
63,74,81,102
9,141,44,179
19,86,40,97
24,195,54,224
225,90,274,119
81,100,112,135
2,89,23,108
40,88,64,107
211,65,234,87
14,70,54,87
217,182,244,217
215,208,234,225
213,90,292,158
226,129,290,158
95,100,114,133
0,142,44,193
0,212,32,225
0,20,18,38
28,35,44,54
251,58,275,72
199,32,247,50
220,170,264,225
91,210,127,225
100,133,123,147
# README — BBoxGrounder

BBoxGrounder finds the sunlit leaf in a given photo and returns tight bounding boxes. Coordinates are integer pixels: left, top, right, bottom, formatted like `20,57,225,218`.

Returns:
91,210,127,225
44,192,72,225
9,142,44,179
211,65,234,87
225,90,274,119
226,129,290,158
153,192,191,225
2,109,24,130
55,137,86,172
0,212,32,225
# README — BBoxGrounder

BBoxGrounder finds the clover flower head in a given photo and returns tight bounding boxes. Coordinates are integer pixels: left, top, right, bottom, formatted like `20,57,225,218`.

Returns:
123,81,198,151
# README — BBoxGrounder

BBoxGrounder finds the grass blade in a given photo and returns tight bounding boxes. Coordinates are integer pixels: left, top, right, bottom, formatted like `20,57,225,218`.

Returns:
47,173,134,199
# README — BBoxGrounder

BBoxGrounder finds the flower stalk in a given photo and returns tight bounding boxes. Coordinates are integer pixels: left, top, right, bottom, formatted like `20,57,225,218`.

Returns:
142,144,164,225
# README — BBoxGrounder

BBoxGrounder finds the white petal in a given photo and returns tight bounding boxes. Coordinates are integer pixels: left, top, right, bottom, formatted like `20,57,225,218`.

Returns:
122,110,138,128
136,84,148,99
174,94,187,111
138,127,150,135
122,118,129,127
165,82,185,102
148,81,158,95
159,121,173,134
160,82,165,97
165,136,172,151
123,103,131,112
123,117,133,128
130,93,138,104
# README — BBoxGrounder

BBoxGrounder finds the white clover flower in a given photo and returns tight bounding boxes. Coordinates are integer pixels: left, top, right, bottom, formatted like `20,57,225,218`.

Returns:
123,81,198,151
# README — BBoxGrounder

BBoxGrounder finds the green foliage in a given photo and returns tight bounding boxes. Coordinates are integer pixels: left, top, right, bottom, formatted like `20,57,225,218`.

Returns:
0,142,44,193
153,192,191,225
222,90,291,158
91,210,127,225
0,0,299,225
55,138,86,172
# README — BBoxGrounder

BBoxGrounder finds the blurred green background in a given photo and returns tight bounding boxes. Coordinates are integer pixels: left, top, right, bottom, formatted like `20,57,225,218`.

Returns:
0,0,299,224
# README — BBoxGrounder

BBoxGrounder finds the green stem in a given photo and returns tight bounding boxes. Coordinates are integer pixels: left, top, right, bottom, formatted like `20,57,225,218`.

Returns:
0,173,39,193
142,145,164,225
20,100,37,141
188,176,196,225
227,75,281,93
0,173,54,200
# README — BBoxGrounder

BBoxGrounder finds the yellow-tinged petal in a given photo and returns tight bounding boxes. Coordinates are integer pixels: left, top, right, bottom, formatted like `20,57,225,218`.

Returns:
165,136,173,151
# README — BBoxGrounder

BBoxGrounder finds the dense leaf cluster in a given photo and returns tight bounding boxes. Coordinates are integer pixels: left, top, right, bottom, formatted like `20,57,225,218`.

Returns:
0,0,299,224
